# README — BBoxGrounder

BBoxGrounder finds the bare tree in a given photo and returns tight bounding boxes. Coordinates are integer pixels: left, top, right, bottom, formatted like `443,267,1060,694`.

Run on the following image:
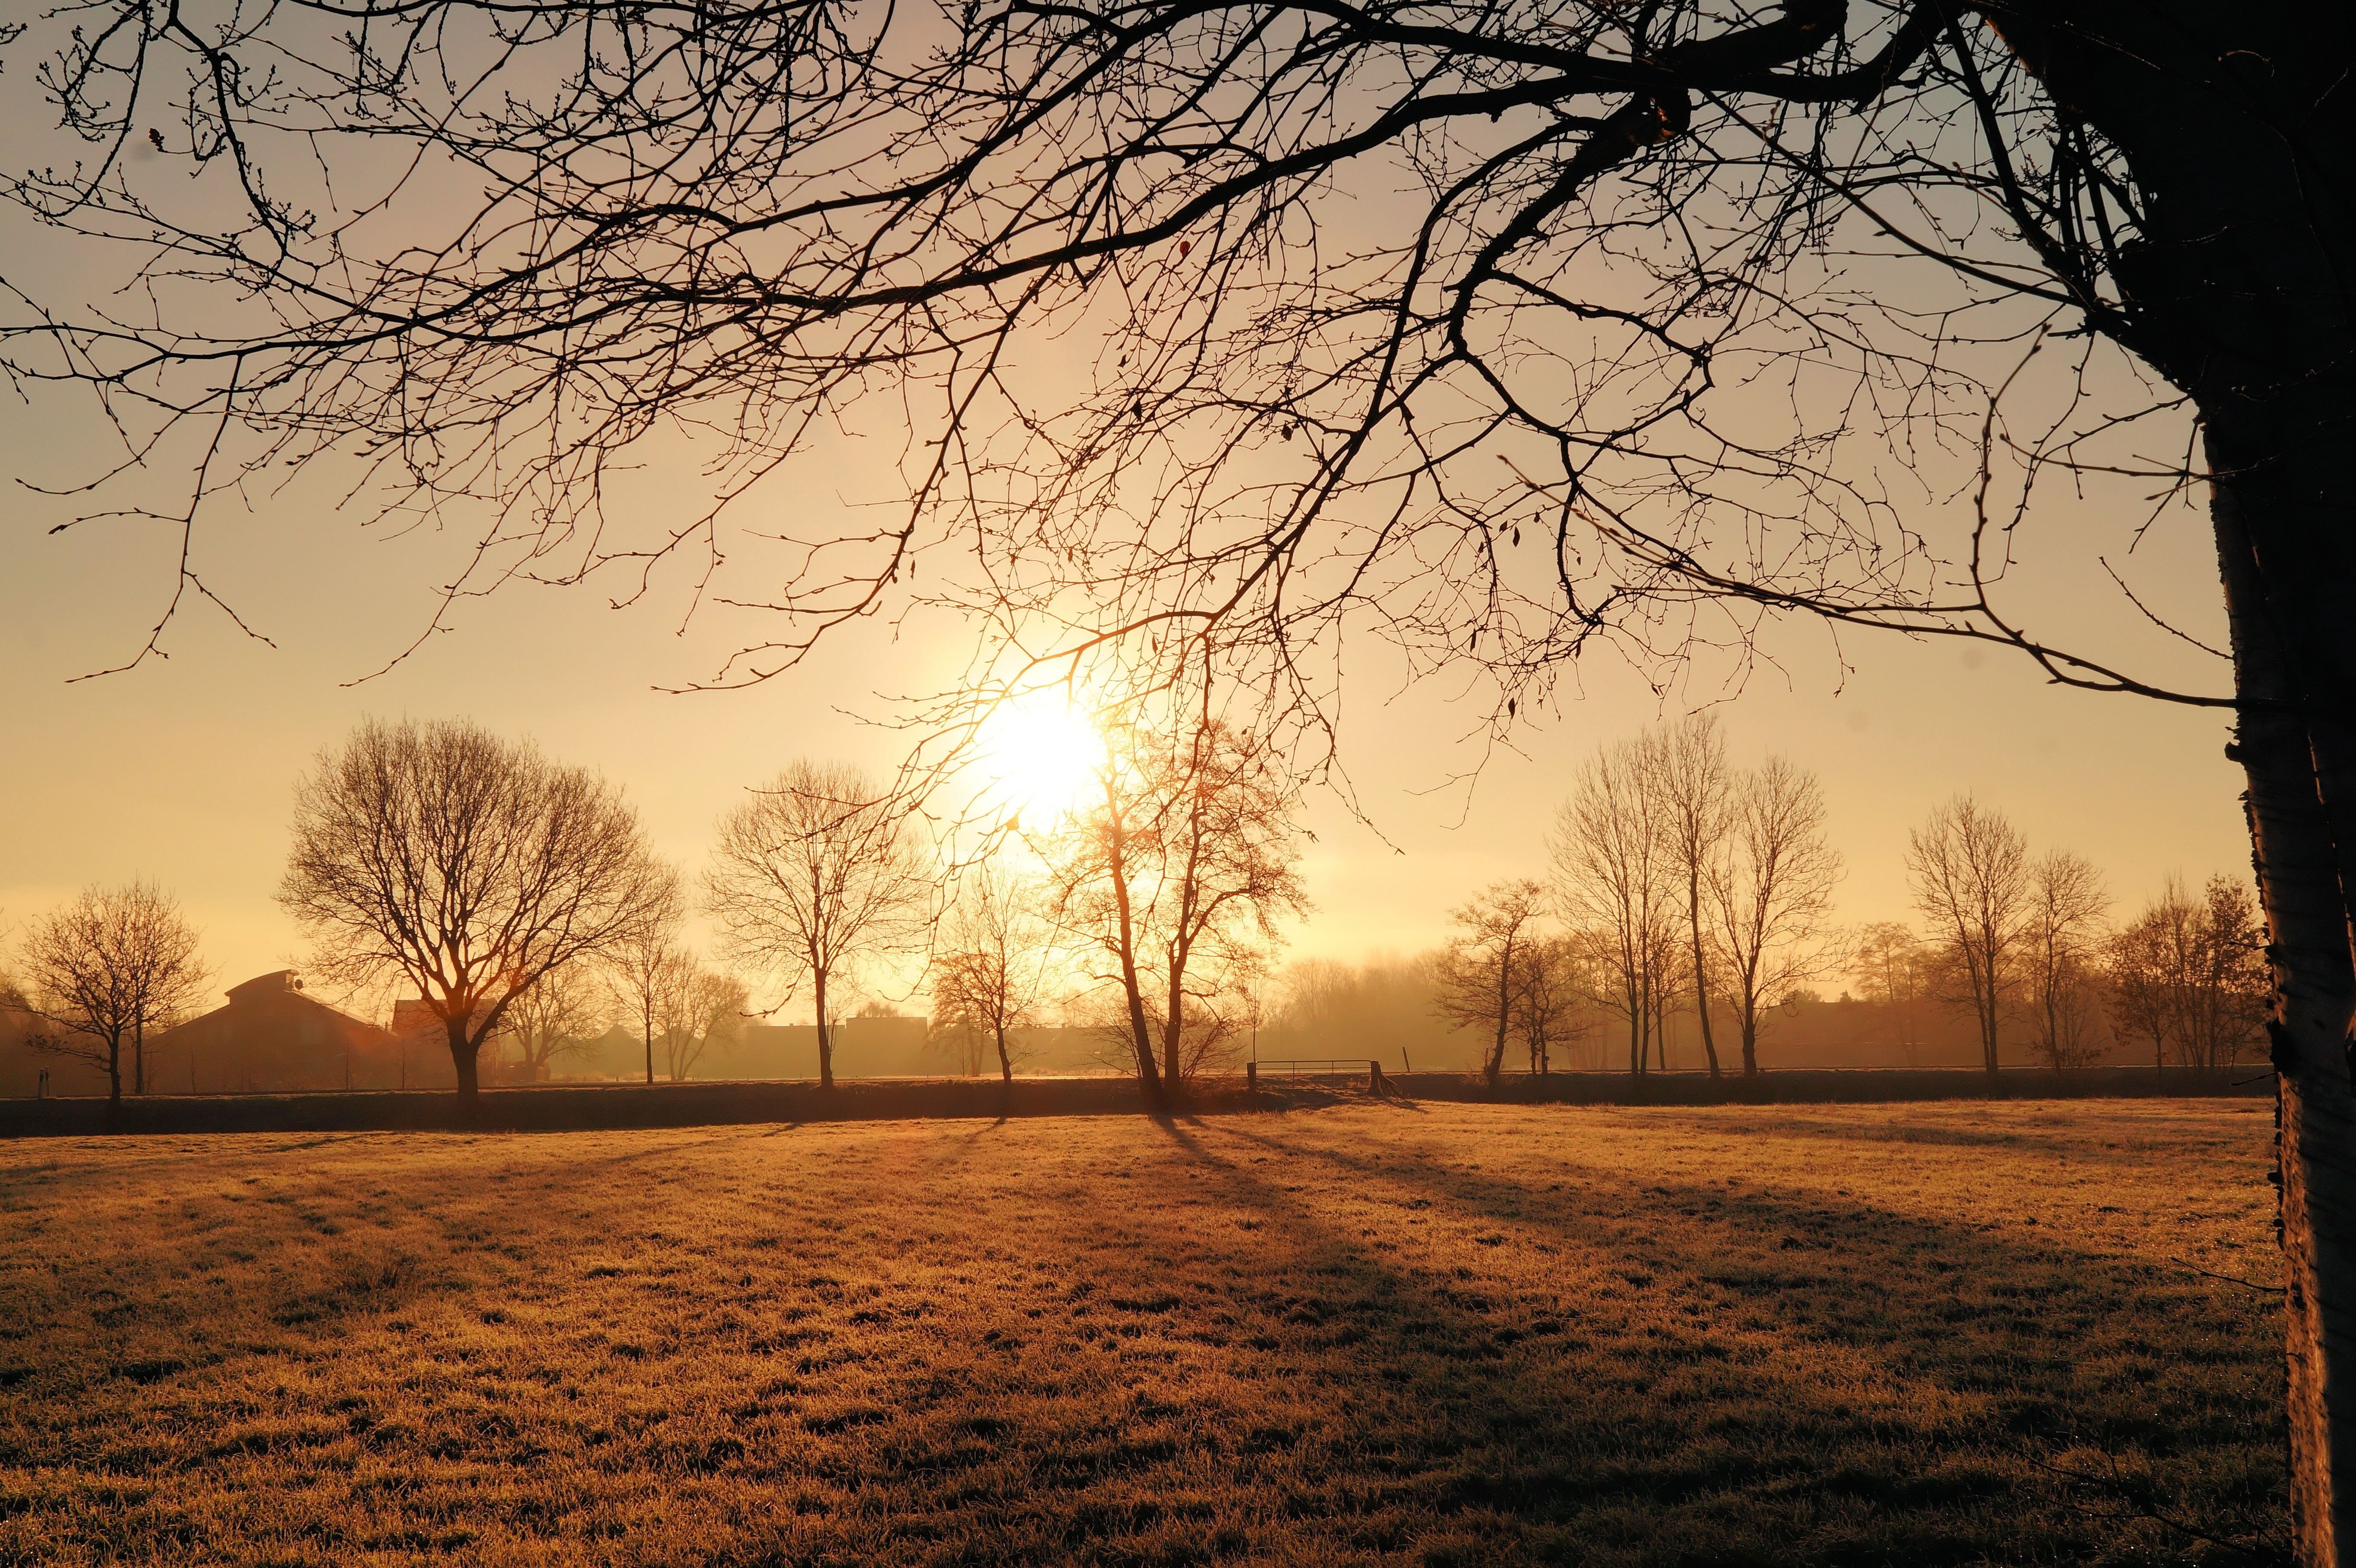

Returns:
2108,874,2268,1073
1906,797,2029,1077
706,761,930,1090
1553,741,1675,1075
1042,716,1306,1097
930,866,1052,1083
2023,850,2111,1071
1432,880,1548,1089
496,964,608,1083
21,882,208,1105
281,718,673,1103
658,963,750,1083
18,0,2356,1538
1709,757,1844,1077
604,874,690,1086
1853,923,1931,1066
1648,718,1734,1078
1508,935,1587,1076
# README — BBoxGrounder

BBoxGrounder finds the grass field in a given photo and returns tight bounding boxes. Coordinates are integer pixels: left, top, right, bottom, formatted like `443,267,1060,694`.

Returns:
0,1100,2285,1565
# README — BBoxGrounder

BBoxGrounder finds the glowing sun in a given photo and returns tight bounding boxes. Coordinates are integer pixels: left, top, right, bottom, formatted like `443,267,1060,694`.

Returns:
981,692,1105,819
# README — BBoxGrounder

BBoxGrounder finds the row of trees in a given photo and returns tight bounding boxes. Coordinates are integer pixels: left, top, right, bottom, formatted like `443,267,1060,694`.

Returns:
1429,719,2264,1084
212,711,1302,1104
13,714,2262,1101
1437,718,1842,1084
1896,801,2265,1074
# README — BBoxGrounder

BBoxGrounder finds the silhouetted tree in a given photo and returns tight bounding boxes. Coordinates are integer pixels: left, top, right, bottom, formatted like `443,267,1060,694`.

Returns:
21,882,207,1105
1907,797,2028,1077
1043,716,1306,1096
1853,923,1930,1066
1650,718,1734,1079
2108,875,2267,1073
2023,850,2110,1071
931,866,1052,1082
604,874,689,1086
706,761,930,1089
658,963,750,1082
1507,935,1586,1076
1554,740,1675,1075
1433,879,1548,1089
282,718,673,1103
1709,757,1843,1077
496,964,608,1083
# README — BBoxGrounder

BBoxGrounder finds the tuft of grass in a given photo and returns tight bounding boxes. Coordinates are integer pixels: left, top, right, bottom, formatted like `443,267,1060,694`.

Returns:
0,1100,2284,1565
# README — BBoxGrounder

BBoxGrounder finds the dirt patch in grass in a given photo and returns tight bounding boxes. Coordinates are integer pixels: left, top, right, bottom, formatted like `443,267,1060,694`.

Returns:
0,1100,2284,1565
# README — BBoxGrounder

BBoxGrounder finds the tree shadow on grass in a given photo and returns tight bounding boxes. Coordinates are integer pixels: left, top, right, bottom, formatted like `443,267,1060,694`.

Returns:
0,1111,2287,1568
1162,1115,2285,1565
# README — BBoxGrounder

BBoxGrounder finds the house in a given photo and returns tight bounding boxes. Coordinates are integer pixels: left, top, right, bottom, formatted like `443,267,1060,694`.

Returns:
145,970,403,1093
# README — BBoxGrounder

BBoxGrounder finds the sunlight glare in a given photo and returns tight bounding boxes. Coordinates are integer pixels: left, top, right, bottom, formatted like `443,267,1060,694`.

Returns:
982,693,1104,819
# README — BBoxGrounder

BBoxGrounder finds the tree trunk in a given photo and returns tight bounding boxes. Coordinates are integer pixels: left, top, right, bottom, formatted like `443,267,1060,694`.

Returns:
2213,408,2356,1567
1101,784,1163,1101
448,1016,481,1102
133,1017,146,1097
1485,934,1514,1089
1162,951,1186,1090
814,967,834,1090
1689,873,1721,1077
1971,9,2356,1548
643,1002,654,1086
994,1022,1013,1083
105,1031,123,1107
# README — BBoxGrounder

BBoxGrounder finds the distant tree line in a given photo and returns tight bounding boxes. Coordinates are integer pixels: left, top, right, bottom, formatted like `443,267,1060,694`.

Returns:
1412,717,2264,1081
6,712,2264,1102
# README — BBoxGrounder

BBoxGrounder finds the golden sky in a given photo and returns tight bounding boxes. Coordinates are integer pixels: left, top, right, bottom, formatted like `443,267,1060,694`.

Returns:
0,393,2246,1021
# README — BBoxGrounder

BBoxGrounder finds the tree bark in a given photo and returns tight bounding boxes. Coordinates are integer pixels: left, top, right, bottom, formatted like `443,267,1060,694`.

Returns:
1485,932,1515,1089
814,966,834,1090
994,1022,1013,1083
1689,872,1722,1078
448,1016,481,1102
2213,407,2356,1567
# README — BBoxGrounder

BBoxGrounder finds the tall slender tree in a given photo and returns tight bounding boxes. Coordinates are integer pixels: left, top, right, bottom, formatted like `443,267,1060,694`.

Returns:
1708,757,1843,1077
1433,879,1549,1089
605,876,689,1086
1906,797,2030,1077
1044,717,1307,1095
1649,718,1734,1078
706,762,931,1090
2022,850,2111,1071
1554,741,1674,1075
931,866,1053,1084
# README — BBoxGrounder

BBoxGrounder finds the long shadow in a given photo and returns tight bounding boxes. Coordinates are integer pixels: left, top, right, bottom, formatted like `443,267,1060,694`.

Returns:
3,1113,2284,1568
1168,1116,2283,1561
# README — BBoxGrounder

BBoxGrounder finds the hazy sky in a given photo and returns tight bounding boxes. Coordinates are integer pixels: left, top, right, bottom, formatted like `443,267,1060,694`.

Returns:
0,53,2251,1024
0,394,2246,1021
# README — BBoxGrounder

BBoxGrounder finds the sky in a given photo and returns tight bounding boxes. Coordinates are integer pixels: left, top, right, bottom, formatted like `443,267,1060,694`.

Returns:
0,404,2247,1023
0,22,2254,1024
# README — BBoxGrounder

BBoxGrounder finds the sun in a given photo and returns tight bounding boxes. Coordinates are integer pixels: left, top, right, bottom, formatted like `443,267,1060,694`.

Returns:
979,692,1105,819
